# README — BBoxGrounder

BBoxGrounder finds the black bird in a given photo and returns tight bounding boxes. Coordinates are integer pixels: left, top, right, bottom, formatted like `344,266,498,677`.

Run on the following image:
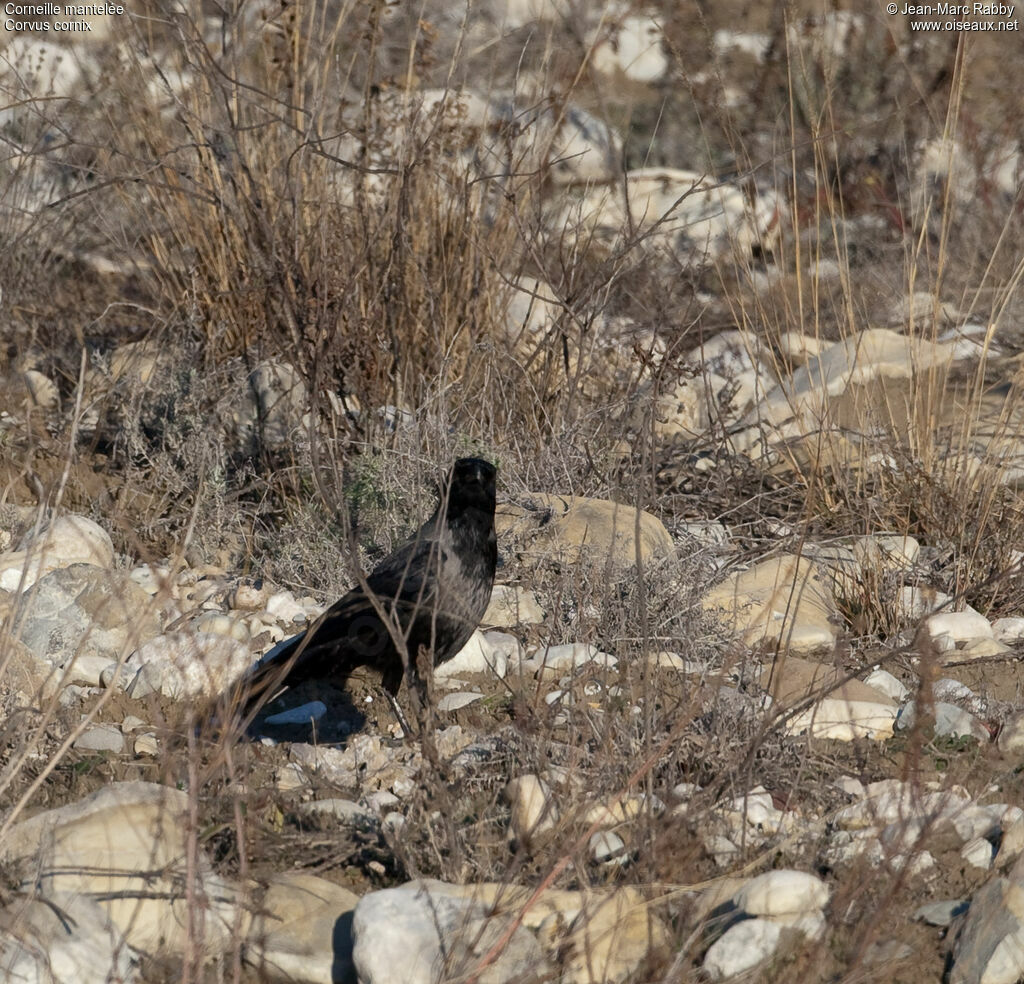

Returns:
216,457,497,736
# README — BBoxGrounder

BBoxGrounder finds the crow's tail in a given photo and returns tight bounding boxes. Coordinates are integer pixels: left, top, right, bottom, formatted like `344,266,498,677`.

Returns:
203,631,305,734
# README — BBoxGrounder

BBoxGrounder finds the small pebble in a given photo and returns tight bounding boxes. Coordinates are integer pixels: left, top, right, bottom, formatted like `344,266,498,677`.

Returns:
133,732,159,756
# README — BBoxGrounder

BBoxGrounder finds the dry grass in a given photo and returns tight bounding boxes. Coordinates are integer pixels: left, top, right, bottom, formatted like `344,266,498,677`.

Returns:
0,0,1023,981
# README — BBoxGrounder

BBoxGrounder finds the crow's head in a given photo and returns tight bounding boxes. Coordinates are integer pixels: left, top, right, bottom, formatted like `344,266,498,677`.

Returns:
444,457,497,517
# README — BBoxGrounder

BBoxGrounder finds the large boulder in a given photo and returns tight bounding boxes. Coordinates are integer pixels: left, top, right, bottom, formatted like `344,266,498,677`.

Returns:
498,494,674,571
1,782,247,959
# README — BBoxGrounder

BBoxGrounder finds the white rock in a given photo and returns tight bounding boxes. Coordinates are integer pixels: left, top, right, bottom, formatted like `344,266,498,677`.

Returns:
483,584,545,626
836,777,866,800
505,775,558,847
192,612,251,643
914,899,969,926
961,836,995,870
133,732,159,756
242,872,359,983
0,38,85,127
923,610,994,646
23,369,58,409
0,516,115,591
728,787,783,834
483,631,524,666
734,870,830,917
352,880,545,984
899,585,954,621
896,701,989,741
703,918,783,981
704,833,741,867
934,678,975,702
129,563,168,595
434,630,506,679
230,580,269,610
525,643,617,675
590,830,628,865
863,668,909,702
62,654,122,688
266,589,307,623
437,692,484,712
786,693,897,741
999,710,1024,755
589,14,667,82
956,637,1010,661
950,878,1024,984
773,909,827,941
127,631,254,698
712,29,772,59
993,617,1024,644
1,782,244,957
0,891,138,984
73,724,125,753
834,781,999,846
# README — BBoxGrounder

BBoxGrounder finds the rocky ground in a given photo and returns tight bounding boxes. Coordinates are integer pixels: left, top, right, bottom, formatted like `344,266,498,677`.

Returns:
2,1,1024,983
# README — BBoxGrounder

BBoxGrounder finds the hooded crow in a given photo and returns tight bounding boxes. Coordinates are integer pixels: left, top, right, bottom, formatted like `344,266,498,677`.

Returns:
216,457,497,736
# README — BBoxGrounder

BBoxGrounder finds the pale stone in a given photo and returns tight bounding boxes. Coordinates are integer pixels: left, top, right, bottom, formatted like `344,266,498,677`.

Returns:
505,775,558,847
760,657,897,740
266,590,306,623
73,725,125,753
127,631,254,699
852,533,920,569
434,630,506,679
554,168,782,269
703,918,783,981
230,581,269,611
1,781,246,958
133,732,159,757
741,329,957,433
301,800,378,828
999,710,1024,756
437,692,484,712
0,517,115,592
192,612,251,643
899,584,954,621
915,899,969,926
590,830,628,865
950,877,1024,984
994,618,1024,644
962,836,995,870
244,872,359,984
923,610,994,646
863,668,909,702
482,584,545,627
524,643,617,676
22,369,58,409
703,555,840,654
561,886,669,984
589,14,667,82
12,565,160,672
955,637,1011,661
734,870,830,916
351,880,547,984
497,494,674,570
233,362,308,450
0,891,138,984
0,38,84,127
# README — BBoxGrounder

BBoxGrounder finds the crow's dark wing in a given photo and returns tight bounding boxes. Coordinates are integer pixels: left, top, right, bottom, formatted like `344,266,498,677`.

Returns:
230,524,448,713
